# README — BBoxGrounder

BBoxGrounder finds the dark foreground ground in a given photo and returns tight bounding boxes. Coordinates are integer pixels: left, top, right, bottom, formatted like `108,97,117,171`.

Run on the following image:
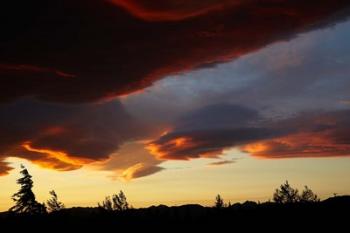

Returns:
1,196,349,231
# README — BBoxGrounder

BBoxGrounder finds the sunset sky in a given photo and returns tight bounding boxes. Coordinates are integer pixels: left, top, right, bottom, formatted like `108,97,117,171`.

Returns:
1,0,350,211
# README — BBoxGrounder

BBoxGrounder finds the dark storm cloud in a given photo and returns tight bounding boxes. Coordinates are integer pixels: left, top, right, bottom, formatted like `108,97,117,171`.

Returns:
0,99,150,174
1,0,350,103
148,104,350,160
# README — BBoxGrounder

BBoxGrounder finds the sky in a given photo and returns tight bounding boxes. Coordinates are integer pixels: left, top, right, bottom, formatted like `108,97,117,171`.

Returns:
1,0,350,211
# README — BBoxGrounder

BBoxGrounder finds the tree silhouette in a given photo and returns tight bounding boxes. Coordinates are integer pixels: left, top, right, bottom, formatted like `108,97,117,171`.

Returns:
273,181,299,204
112,191,129,211
9,165,46,214
215,194,224,208
300,186,320,203
47,190,65,212
98,190,129,211
98,196,113,211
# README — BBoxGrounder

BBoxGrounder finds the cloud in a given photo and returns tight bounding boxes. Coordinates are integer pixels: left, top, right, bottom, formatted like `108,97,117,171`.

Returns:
1,0,349,103
0,99,151,174
242,110,350,158
148,104,350,160
207,160,236,167
95,142,164,180
108,0,240,21
122,19,350,127
148,128,279,160
0,161,12,176
120,163,164,181
147,104,283,160
176,104,260,130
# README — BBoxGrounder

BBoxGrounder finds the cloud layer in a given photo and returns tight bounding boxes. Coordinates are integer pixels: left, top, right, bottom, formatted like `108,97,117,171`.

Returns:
148,104,350,160
1,0,349,103
109,0,241,21
242,110,350,158
0,99,150,174
1,1,350,178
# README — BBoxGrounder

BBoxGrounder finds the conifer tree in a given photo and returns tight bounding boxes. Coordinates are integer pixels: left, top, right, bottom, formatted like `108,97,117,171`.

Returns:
10,165,46,214
215,194,224,208
273,180,299,204
47,190,65,212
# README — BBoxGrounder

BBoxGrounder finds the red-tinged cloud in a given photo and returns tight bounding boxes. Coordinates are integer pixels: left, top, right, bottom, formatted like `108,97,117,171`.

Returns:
1,0,350,103
147,128,277,160
241,115,350,158
0,99,151,175
108,0,241,21
0,64,75,78
147,104,350,160
241,132,350,159
147,104,281,160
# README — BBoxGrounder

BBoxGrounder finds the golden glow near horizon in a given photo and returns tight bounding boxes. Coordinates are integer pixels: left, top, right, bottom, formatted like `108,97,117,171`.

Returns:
1,149,350,212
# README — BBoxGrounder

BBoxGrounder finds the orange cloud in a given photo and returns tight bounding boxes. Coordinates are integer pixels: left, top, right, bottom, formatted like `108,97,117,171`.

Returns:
148,105,350,161
0,100,153,176
241,131,350,159
147,136,213,160
147,129,265,160
21,142,88,171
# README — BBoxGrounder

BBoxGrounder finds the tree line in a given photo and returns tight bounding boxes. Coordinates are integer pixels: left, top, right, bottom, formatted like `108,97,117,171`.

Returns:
214,180,319,208
7,165,320,215
8,165,129,214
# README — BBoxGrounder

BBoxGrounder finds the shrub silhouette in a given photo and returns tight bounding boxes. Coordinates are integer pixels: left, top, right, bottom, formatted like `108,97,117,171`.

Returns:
99,190,129,211
273,181,299,204
47,190,65,212
9,165,46,214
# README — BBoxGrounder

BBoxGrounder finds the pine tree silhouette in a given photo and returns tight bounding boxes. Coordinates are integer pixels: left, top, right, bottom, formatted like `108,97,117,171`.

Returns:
215,194,224,208
300,186,320,203
9,165,46,214
47,190,65,212
273,180,299,204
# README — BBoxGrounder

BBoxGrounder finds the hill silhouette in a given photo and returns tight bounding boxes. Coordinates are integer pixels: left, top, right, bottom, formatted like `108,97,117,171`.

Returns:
1,196,349,230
